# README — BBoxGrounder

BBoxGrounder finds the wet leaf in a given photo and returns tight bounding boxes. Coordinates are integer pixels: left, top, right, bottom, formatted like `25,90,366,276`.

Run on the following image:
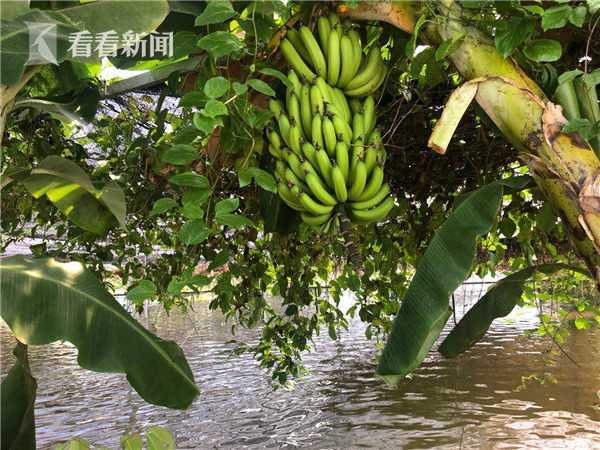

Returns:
127,280,157,303
197,32,241,58
0,256,198,409
150,198,177,217
194,0,235,26
161,145,198,165
247,79,276,97
523,39,562,62
179,220,211,245
203,76,230,99
168,172,209,188
439,264,589,357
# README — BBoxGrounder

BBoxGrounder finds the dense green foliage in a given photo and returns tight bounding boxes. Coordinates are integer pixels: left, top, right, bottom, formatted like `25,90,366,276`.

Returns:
1,0,599,388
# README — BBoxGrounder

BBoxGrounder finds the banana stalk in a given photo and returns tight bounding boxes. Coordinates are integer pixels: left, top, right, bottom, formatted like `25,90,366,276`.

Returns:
339,0,600,286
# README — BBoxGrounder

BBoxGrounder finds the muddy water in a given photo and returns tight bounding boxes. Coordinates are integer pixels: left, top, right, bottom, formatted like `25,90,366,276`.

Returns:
1,289,599,449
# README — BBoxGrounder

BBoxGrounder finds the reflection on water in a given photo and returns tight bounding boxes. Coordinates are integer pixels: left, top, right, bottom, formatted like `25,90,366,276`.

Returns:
1,290,599,449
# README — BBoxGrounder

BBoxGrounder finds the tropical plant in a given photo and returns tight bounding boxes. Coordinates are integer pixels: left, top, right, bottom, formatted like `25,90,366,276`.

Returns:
1,0,599,446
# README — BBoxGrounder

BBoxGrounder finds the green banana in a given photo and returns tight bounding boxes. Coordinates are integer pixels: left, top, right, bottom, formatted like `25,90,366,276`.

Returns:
290,184,302,198
315,77,334,106
331,165,348,202
326,27,341,86
337,34,356,88
300,84,313,139
362,95,376,137
349,98,362,114
275,160,287,180
364,146,378,175
286,150,304,179
285,28,312,65
322,116,337,156
268,129,281,150
287,93,303,137
284,166,305,187
351,183,390,210
328,13,341,29
348,29,363,77
317,16,331,55
278,182,304,211
299,26,327,78
269,99,283,117
352,112,365,140
345,65,387,97
350,138,365,176
306,172,337,206
333,87,351,122
301,159,319,177
301,211,331,226
287,70,302,97
269,144,282,159
320,215,333,233
332,114,352,145
288,123,302,155
310,84,325,115
348,160,367,200
367,128,382,146
344,48,382,91
356,165,384,201
335,141,350,182
311,114,324,150
273,19,391,228
315,148,334,187
277,113,291,146
301,141,318,167
280,39,316,83
351,195,394,222
299,193,334,215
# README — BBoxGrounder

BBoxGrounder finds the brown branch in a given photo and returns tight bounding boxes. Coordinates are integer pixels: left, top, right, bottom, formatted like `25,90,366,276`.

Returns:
336,1,416,34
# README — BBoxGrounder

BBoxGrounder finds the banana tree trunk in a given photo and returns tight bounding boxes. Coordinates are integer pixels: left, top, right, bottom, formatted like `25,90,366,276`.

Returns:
0,67,40,146
341,1,600,286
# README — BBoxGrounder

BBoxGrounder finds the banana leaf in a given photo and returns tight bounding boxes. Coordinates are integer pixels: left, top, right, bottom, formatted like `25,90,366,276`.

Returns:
438,263,590,358
0,256,199,411
1,343,37,450
376,177,532,384
22,156,126,234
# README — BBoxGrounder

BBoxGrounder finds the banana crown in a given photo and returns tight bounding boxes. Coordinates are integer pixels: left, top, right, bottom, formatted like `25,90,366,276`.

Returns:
270,13,393,233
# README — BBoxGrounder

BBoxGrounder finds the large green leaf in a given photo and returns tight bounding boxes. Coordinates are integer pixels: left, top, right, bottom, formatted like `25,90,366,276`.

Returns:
13,98,89,127
0,1,169,85
22,156,126,234
0,256,199,409
376,177,531,384
0,10,79,85
2,0,30,21
60,0,168,37
1,343,37,450
438,264,589,358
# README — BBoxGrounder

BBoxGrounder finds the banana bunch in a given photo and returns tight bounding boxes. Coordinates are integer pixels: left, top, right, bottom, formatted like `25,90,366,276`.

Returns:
267,69,394,232
280,13,387,97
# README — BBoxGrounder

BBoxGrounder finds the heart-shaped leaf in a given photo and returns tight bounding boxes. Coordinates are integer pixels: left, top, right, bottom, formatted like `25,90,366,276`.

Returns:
161,145,198,165
194,0,235,26
168,172,209,188
204,76,230,99
197,31,241,58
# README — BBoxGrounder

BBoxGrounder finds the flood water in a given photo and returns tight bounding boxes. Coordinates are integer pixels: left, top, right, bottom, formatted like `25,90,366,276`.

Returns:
1,285,599,449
